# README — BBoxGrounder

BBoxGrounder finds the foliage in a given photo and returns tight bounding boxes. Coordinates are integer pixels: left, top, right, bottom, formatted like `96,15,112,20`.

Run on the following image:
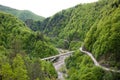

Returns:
12,54,29,80
0,12,58,58
84,0,120,68
65,50,120,80
1,0,120,79
65,0,120,79
25,19,42,31
0,5,44,21
39,1,107,49
0,5,45,31
0,12,57,80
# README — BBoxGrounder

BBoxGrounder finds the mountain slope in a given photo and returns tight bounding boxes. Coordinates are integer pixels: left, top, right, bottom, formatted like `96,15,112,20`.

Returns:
0,5,44,21
84,0,120,68
0,11,58,58
0,11,58,80
65,0,120,80
40,1,107,49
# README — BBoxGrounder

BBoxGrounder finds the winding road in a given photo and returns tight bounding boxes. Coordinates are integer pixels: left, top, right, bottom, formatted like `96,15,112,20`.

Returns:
41,46,120,80
80,47,120,73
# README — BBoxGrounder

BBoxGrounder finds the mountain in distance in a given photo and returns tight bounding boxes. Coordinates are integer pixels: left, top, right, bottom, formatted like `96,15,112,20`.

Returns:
1,0,120,80
0,5,45,21
0,11,58,58
31,0,120,79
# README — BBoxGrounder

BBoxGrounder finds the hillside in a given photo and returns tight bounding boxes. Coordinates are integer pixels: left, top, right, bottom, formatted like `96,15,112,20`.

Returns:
40,1,107,50
0,5,44,21
84,0,120,68
65,0,120,80
0,12,58,80
0,11,58,58
1,0,120,80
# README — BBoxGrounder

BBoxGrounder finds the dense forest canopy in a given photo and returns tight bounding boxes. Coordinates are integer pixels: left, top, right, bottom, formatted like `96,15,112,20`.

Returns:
0,0,120,80
0,12,58,80
84,0,120,68
38,0,109,50
65,0,120,80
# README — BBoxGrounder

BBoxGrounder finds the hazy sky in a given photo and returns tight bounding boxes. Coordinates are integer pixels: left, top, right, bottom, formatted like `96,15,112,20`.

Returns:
0,0,98,17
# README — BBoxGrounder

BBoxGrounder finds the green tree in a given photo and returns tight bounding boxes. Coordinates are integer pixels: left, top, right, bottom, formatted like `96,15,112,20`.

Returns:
12,54,29,80
1,62,13,80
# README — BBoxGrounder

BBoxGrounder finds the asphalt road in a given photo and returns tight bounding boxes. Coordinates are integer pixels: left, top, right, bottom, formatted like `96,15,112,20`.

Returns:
80,47,120,73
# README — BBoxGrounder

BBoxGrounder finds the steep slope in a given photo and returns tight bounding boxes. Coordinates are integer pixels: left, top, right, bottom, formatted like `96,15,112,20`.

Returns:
65,0,120,80
84,0,120,68
0,12,58,80
0,11,58,58
40,1,107,49
0,5,44,21
65,50,120,80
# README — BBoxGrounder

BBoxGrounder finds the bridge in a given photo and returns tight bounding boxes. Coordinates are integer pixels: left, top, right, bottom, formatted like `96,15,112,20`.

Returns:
41,51,74,61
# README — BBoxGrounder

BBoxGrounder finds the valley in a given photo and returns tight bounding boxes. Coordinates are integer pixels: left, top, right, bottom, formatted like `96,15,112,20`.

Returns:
0,0,120,80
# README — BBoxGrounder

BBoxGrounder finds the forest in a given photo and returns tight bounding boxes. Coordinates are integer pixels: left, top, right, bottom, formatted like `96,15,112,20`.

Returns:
65,0,120,80
0,12,58,80
0,0,120,80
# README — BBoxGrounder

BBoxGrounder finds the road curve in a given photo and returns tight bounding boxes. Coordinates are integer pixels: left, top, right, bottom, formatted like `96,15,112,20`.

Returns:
80,47,120,73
